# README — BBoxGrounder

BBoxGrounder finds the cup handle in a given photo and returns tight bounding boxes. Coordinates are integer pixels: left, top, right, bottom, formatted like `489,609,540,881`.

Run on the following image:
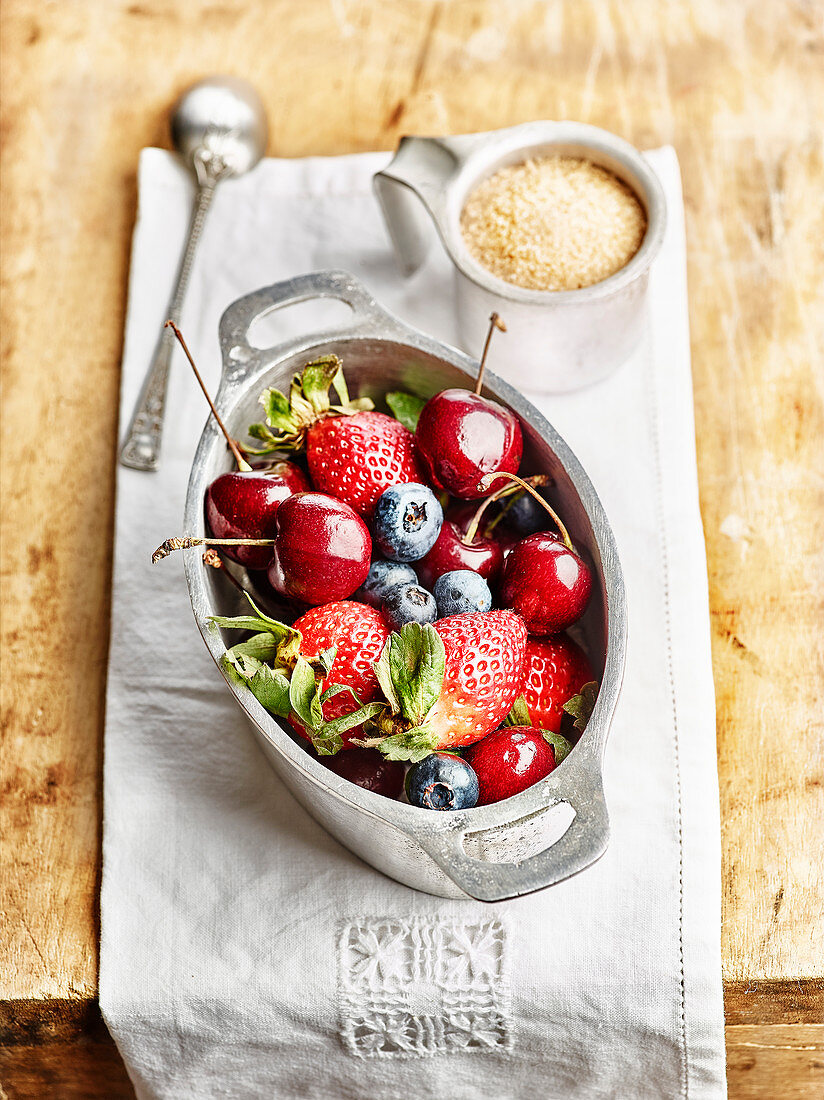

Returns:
374,134,481,276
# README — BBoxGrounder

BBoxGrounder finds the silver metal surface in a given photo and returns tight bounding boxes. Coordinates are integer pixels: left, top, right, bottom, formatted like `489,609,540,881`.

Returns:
374,121,667,393
120,77,268,471
183,270,627,902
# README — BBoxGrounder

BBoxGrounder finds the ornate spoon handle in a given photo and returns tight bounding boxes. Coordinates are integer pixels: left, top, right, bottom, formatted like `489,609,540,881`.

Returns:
119,176,216,471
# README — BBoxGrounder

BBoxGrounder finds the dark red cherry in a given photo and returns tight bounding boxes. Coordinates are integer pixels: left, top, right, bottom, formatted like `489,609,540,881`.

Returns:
499,532,592,633
320,747,405,799
447,499,521,560
416,520,504,591
205,461,309,569
415,389,523,499
466,727,555,805
267,492,371,605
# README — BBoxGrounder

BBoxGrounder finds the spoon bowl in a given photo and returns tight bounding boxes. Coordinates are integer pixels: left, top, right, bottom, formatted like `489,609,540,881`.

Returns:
171,75,268,180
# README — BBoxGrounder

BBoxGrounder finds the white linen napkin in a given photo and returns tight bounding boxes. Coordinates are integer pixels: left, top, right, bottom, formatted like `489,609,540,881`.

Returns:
100,145,726,1099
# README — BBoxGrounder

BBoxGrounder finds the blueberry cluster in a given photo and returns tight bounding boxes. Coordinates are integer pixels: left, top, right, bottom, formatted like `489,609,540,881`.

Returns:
360,486,498,630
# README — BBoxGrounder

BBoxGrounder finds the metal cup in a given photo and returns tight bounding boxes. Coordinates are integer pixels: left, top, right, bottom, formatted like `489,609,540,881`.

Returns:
374,121,667,393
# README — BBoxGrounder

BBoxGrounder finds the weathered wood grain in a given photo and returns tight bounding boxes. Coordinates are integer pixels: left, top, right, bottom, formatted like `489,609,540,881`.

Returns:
2,1023,822,1100
725,1025,824,1100
1,0,822,1093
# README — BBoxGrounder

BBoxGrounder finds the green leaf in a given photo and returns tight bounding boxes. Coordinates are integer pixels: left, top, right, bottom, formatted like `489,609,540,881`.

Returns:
320,682,363,707
224,632,281,667
315,702,387,744
221,650,264,683
375,724,440,763
317,647,337,676
289,655,324,731
309,729,344,756
248,666,292,717
386,623,445,726
243,437,280,457
259,387,295,432
373,638,401,713
562,681,599,734
288,375,316,425
330,397,373,415
330,365,350,406
211,614,281,634
542,730,574,765
247,421,279,444
300,355,341,415
386,391,427,432
210,594,302,664
504,694,532,727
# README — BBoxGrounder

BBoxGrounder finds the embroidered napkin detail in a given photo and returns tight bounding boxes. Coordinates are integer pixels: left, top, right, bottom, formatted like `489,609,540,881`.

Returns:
338,918,510,1057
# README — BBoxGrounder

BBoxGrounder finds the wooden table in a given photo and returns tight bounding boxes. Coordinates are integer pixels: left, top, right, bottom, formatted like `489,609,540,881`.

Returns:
1,1,822,1096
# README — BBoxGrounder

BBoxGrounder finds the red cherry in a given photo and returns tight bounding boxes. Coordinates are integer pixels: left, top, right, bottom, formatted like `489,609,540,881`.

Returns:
267,492,371,605
415,389,523,499
205,461,309,569
416,520,504,591
465,726,555,805
500,532,592,633
319,747,405,799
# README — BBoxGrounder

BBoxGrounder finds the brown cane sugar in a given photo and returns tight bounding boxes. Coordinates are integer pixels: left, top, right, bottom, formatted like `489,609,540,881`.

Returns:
460,155,647,292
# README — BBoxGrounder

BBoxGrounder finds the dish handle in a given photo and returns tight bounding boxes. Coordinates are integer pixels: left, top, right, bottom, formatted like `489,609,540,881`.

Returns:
409,746,610,902
216,270,410,391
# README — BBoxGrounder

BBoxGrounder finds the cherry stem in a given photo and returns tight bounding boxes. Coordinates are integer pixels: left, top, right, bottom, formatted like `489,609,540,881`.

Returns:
461,484,517,546
152,535,275,564
165,320,252,472
474,312,506,396
478,472,573,550
201,549,250,595
461,474,550,545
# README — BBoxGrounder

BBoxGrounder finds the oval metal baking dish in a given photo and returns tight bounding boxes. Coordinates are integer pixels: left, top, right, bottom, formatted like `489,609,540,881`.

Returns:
183,270,627,902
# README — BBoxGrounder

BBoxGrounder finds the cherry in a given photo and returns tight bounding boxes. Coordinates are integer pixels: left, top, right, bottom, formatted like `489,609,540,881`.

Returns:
161,321,310,570
154,492,371,603
205,461,309,569
415,472,546,588
414,314,522,499
416,520,504,591
319,747,405,799
481,472,592,634
466,726,556,805
267,492,371,605
500,532,591,633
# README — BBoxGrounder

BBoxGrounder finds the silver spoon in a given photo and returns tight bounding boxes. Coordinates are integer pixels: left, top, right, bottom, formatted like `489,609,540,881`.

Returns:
119,76,268,471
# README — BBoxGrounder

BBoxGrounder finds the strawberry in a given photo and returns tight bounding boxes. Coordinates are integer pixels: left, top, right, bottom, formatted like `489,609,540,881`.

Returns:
214,595,390,756
289,602,390,746
360,611,528,761
247,355,425,519
520,633,594,733
306,410,424,519
425,612,527,748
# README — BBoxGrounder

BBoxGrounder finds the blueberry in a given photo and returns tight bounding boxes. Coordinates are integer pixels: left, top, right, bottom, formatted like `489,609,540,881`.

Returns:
382,582,437,630
433,569,492,617
355,560,418,607
405,752,479,810
506,485,556,536
373,483,443,563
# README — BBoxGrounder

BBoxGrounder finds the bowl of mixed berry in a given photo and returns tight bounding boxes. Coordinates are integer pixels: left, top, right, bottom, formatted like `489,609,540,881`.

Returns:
162,271,626,901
